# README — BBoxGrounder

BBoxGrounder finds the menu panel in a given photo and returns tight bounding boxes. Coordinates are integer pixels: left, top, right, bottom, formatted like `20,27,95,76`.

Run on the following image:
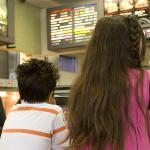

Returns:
135,0,149,10
119,0,134,12
50,8,73,46
48,3,98,50
74,4,97,43
104,0,118,15
104,0,150,14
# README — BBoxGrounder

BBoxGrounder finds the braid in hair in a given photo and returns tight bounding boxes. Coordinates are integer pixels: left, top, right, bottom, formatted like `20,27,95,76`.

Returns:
125,15,143,67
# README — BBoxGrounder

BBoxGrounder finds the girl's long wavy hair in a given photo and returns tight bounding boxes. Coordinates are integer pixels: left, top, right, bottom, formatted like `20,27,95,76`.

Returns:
67,16,146,150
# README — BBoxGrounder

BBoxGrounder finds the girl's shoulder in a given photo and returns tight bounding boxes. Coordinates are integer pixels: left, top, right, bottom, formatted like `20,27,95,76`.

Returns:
128,69,150,80
144,70,150,80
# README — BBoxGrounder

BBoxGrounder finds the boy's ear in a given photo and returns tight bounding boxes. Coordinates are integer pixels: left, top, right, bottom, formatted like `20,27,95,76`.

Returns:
49,97,56,105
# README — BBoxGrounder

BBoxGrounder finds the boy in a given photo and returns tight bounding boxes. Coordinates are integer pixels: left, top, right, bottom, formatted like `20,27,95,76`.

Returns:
0,59,68,150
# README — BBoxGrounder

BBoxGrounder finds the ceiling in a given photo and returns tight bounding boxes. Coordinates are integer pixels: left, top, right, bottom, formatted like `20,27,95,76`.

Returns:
26,0,86,8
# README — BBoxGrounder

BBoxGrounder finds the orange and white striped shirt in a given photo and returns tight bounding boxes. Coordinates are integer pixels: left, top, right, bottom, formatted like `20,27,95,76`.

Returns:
0,102,68,150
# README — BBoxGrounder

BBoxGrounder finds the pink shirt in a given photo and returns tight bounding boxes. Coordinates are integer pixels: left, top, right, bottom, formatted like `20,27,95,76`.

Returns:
82,69,150,150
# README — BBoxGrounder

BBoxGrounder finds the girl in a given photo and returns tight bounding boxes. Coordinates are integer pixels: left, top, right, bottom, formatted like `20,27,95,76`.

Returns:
67,15,150,150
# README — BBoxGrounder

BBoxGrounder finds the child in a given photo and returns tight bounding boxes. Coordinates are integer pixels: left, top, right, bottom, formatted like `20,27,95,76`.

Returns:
67,15,150,150
0,59,68,150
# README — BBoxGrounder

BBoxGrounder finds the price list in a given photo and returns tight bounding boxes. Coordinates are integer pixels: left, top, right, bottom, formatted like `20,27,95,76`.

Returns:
50,8,73,46
74,4,98,43
48,3,98,50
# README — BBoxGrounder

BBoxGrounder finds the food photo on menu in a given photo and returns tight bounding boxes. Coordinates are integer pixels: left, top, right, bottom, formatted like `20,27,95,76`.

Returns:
119,0,133,12
135,0,149,9
104,0,118,14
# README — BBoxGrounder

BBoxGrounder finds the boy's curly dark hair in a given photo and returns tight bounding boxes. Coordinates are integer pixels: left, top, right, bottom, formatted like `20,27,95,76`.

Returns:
16,59,59,103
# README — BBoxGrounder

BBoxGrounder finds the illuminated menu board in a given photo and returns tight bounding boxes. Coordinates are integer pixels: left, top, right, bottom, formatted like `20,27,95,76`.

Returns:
104,0,118,15
104,0,150,15
47,3,98,50
119,0,134,12
74,4,98,43
135,0,149,10
50,8,73,47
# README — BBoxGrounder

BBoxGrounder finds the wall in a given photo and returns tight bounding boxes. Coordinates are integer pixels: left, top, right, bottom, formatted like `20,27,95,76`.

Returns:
47,53,84,86
0,51,8,79
15,0,41,54
58,53,84,85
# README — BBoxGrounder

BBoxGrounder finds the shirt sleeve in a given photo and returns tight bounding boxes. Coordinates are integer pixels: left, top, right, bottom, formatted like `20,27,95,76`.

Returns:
51,107,69,150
